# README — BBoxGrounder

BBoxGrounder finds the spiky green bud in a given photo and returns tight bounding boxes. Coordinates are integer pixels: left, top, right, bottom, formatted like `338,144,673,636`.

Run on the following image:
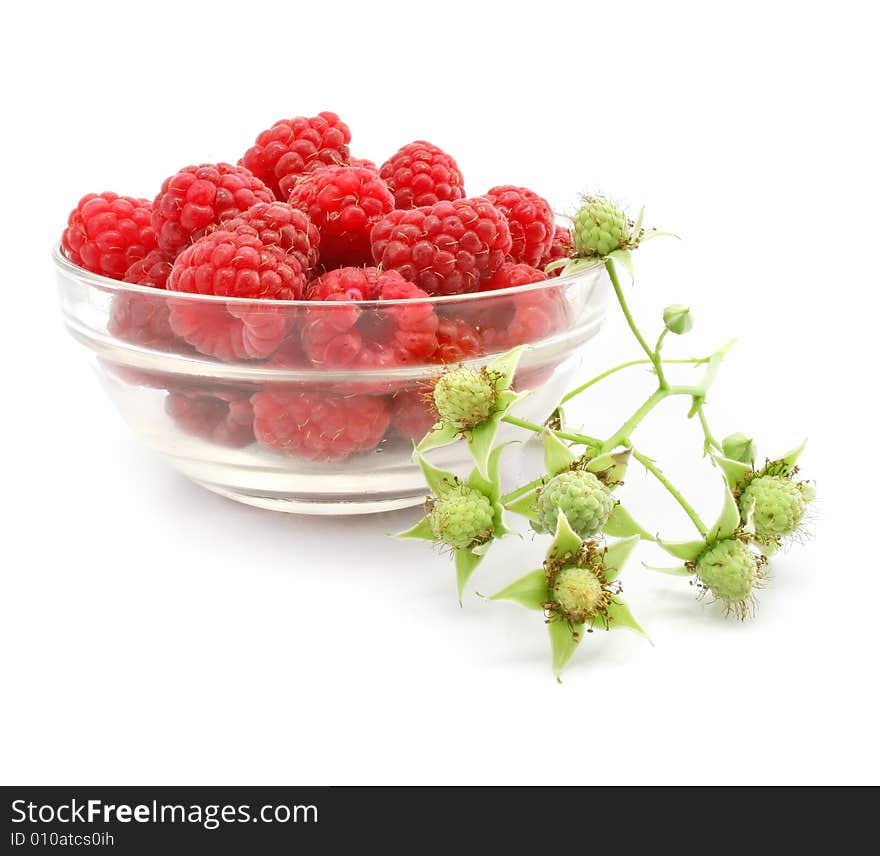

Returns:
433,367,497,432
537,470,615,538
429,484,494,550
722,432,756,464
662,304,694,335
695,539,763,617
740,475,808,541
572,197,629,257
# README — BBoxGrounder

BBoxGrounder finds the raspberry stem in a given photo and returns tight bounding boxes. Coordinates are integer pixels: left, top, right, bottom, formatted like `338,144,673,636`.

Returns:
501,415,601,448
499,477,545,506
606,259,668,387
632,448,708,536
561,356,708,405
694,403,722,454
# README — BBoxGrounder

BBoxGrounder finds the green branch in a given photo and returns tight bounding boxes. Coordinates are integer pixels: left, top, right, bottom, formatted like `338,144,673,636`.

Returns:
632,449,708,537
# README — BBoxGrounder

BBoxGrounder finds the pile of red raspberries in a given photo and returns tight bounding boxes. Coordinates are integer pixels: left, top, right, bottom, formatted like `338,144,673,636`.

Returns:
61,112,575,460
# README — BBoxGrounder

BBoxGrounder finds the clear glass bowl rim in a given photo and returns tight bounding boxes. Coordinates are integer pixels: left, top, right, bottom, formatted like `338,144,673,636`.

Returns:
52,244,600,308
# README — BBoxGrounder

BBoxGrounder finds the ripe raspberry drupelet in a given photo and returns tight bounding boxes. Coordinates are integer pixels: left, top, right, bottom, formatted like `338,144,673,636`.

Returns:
241,112,351,199
123,249,174,290
165,388,256,448
370,198,512,296
433,316,482,363
476,263,569,351
222,201,320,277
152,163,274,256
62,192,157,279
251,390,390,461
379,141,465,209
288,166,395,268
540,225,573,276
167,229,306,361
390,388,438,441
303,268,439,369
484,185,554,268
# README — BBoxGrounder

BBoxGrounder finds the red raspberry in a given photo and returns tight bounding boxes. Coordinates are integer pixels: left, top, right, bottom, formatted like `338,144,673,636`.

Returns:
541,225,573,276
349,157,378,171
108,291,178,351
167,230,305,361
370,198,512,296
166,388,255,447
62,192,157,279
169,229,305,299
303,268,438,369
433,316,482,363
152,163,274,256
390,388,437,441
123,249,173,289
287,166,394,268
477,263,569,351
480,261,549,293
484,185,554,268
241,112,351,198
108,253,179,353
379,141,464,209
251,390,390,461
222,201,320,277
265,334,309,369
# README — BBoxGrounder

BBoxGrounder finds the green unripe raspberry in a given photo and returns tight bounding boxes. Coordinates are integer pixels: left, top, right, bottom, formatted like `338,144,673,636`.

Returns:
550,566,606,624
433,367,497,432
537,470,615,537
572,197,628,257
696,539,756,604
740,475,806,540
429,484,494,550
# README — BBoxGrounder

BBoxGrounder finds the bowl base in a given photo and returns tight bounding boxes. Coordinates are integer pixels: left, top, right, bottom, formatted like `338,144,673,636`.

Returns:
192,479,426,516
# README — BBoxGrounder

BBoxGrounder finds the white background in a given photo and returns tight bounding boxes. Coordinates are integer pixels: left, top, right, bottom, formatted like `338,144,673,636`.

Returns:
2,0,877,785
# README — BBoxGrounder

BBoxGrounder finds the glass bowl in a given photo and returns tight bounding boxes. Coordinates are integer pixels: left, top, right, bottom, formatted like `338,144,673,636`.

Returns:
53,247,609,514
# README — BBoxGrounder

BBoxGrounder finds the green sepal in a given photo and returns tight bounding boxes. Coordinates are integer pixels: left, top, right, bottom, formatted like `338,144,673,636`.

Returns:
415,421,459,454
657,538,705,562
488,345,527,391
543,428,576,475
603,504,655,541
544,258,569,275
711,451,751,489
466,443,506,503
488,569,548,611
547,511,583,563
413,451,458,497
739,493,756,536
394,516,435,541
606,249,634,279
601,535,640,583
549,619,583,676
631,206,645,237
505,490,539,522
586,447,631,486
780,439,807,471
559,258,601,278
466,388,528,481
643,562,693,576
706,483,740,544
455,548,485,601
466,419,499,481
605,598,649,638
468,444,514,541
640,229,680,243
